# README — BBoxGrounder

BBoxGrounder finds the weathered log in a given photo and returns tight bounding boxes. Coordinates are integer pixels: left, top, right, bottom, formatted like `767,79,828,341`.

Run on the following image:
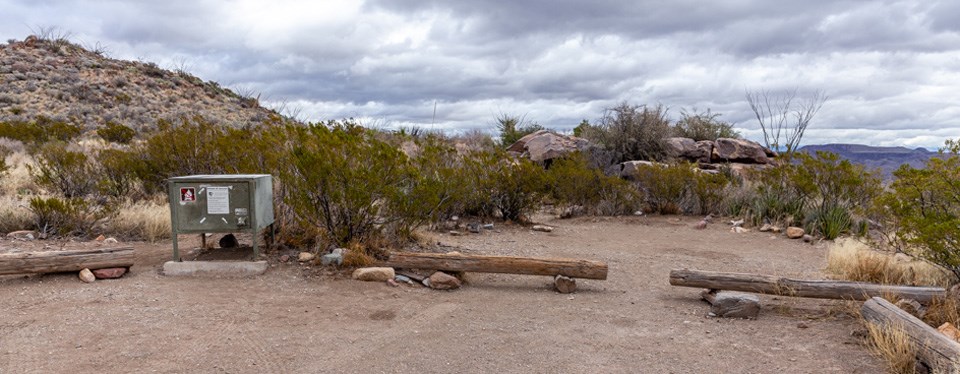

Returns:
0,247,134,276
382,252,608,280
670,269,946,304
861,297,960,372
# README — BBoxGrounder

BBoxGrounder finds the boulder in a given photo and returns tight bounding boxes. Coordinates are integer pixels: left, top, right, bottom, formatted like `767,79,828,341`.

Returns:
506,130,591,163
786,227,805,239
554,274,577,293
321,253,342,266
695,141,715,163
711,138,770,164
92,267,127,279
353,267,396,282
427,271,462,290
78,268,95,283
617,160,656,180
664,137,709,161
702,290,760,318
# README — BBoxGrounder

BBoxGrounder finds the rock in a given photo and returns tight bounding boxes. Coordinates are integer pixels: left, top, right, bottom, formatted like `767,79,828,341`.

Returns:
353,267,396,282
332,248,346,255
482,223,494,230
467,223,481,233
297,252,316,262
730,219,744,227
450,215,459,222
279,254,290,263
79,268,95,283
92,267,127,279
897,299,925,318
731,227,750,234
554,274,577,294
95,235,105,241
618,160,656,180
703,214,714,223
448,231,463,236
938,322,960,342
427,271,461,290
532,225,553,233
633,211,644,216
786,227,805,239
694,140,715,163
218,234,237,248
802,234,814,243
797,322,809,329
395,275,412,284
711,138,771,164
694,220,707,230
664,137,710,161
321,253,343,266
386,279,400,287
6,230,37,240
701,290,760,318
759,223,774,232
506,130,592,163
559,205,585,219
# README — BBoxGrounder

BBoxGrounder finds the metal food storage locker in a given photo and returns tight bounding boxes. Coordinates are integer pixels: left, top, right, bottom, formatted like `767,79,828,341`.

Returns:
167,174,274,261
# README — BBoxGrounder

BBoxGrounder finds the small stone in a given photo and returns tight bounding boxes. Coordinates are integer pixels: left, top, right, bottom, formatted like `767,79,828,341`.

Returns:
448,231,462,236
279,254,290,263
332,248,346,255
395,275,412,283
802,234,814,243
427,271,461,290
217,234,237,248
938,322,960,342
92,267,127,279
79,268,95,283
703,214,714,223
554,275,577,294
298,252,316,262
467,223,481,233
694,220,707,230
482,223,494,230
731,227,749,234
103,237,119,244
786,227,805,239
321,253,342,266
797,322,809,329
6,230,37,240
532,225,553,233
633,211,644,216
95,235,106,241
730,219,744,227
386,279,400,287
759,224,773,232
352,267,395,282
450,215,459,221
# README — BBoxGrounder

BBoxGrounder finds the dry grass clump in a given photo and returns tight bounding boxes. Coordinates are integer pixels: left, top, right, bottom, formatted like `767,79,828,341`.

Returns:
106,198,170,242
922,297,960,333
826,238,955,288
866,322,919,374
0,195,33,232
0,149,38,196
342,242,375,267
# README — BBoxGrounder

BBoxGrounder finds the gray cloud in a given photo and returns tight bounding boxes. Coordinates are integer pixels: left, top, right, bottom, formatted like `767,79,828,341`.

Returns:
1,0,959,148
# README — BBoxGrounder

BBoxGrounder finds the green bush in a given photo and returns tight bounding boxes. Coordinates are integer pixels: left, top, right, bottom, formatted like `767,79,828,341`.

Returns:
96,148,143,198
97,122,136,144
547,152,640,216
30,142,98,198
0,116,83,144
579,102,672,162
633,163,696,214
880,140,960,278
28,196,102,237
673,109,740,141
497,113,544,147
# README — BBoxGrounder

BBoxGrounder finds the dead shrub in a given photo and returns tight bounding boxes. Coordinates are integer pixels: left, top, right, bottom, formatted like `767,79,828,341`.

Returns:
826,238,955,287
923,297,960,331
0,195,34,232
105,198,171,242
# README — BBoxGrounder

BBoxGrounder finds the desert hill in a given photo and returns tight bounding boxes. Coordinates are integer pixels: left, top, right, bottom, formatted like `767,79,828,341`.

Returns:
0,34,277,132
799,143,944,177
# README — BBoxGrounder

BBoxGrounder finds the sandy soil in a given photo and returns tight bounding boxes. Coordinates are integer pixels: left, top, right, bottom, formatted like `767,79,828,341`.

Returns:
0,215,882,373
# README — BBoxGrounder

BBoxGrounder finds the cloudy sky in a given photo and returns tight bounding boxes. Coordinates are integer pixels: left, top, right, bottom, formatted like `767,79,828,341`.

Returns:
2,0,959,148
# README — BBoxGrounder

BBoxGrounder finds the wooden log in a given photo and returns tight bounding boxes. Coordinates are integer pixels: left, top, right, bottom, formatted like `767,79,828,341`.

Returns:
0,247,135,276
382,252,608,280
670,269,946,304
861,297,960,372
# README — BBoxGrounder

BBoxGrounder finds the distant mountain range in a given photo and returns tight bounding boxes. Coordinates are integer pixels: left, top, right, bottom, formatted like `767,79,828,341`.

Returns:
799,143,946,178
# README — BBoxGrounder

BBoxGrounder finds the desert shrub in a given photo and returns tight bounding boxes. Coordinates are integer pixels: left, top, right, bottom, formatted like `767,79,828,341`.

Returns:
282,121,415,246
97,121,136,144
30,142,98,198
104,198,170,242
547,152,640,216
673,109,740,141
632,163,696,214
806,205,852,240
689,170,731,215
136,116,230,192
28,196,103,237
0,116,83,145
496,113,544,147
95,148,144,198
391,134,470,235
879,139,960,278
0,195,34,232
579,102,672,162
484,152,548,222
825,238,954,287
0,144,11,176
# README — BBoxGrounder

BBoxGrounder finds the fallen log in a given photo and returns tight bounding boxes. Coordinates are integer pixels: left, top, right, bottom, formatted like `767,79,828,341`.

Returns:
861,297,960,372
670,269,946,304
0,247,135,276
382,252,608,280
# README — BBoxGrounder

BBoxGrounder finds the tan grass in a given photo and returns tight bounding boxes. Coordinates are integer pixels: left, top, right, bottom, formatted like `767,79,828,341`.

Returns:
0,150,38,196
106,198,171,242
826,238,955,288
0,195,34,232
923,297,960,331
866,322,919,374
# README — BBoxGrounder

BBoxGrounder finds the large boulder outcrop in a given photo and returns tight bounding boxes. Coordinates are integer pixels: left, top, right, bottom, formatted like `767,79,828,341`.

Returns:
507,130,591,163
711,138,771,164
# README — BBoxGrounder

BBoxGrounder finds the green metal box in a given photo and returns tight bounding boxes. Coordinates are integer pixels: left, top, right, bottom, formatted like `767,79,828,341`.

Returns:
167,174,274,261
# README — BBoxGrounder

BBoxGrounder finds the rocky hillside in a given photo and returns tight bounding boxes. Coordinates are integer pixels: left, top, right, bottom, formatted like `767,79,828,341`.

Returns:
799,143,945,178
0,35,277,132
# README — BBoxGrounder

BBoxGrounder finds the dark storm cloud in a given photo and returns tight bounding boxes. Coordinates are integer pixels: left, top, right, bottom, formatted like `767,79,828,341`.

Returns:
1,0,959,147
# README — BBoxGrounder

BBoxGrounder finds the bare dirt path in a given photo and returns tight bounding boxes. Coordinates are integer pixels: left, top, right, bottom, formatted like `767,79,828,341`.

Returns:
0,216,882,373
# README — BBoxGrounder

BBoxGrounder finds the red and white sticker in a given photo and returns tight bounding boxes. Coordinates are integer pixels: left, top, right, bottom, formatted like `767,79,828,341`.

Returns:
180,187,196,202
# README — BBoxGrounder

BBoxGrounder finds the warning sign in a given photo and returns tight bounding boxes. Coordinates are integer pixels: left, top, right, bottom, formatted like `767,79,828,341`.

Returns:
180,187,196,202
